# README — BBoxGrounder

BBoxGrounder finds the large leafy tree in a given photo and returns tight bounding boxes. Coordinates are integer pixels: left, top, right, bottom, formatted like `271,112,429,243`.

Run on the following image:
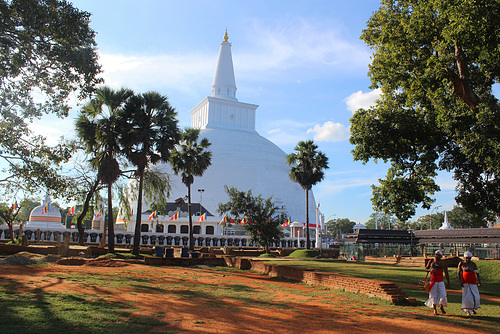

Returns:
413,205,486,230
11,198,38,223
325,218,355,236
287,140,329,249
218,186,285,254
446,205,487,228
0,0,102,194
365,212,399,230
76,87,133,252
63,147,106,244
119,92,179,256
170,128,212,251
0,201,23,242
350,0,500,221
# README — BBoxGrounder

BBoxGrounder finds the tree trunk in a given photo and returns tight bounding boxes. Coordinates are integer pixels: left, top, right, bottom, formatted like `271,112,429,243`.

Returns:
132,171,144,255
447,44,478,110
107,183,115,252
77,178,100,245
188,184,194,251
305,189,310,249
8,223,14,242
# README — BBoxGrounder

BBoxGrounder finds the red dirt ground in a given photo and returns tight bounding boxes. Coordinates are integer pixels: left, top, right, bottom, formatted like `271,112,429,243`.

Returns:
0,258,489,334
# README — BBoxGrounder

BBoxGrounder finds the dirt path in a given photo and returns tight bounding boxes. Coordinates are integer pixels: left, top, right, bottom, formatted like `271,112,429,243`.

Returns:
398,282,500,303
0,259,490,334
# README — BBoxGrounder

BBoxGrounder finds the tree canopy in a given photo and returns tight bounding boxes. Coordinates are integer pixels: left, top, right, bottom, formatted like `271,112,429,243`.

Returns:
76,86,133,251
119,92,179,255
287,140,328,249
350,0,500,221
170,128,212,250
365,212,400,230
325,218,356,236
0,0,102,195
218,186,285,254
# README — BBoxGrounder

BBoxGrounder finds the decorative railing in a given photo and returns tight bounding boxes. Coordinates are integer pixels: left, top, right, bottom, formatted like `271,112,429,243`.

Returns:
0,228,311,248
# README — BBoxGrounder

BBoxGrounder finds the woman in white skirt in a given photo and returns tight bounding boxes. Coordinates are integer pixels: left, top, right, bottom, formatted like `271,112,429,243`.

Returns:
458,251,482,316
425,250,451,315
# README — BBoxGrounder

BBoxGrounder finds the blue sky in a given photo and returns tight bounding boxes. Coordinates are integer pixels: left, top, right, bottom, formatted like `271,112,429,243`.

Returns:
32,0,459,223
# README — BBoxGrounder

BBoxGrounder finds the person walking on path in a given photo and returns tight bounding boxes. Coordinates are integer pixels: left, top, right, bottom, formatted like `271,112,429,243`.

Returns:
425,250,451,315
458,251,482,316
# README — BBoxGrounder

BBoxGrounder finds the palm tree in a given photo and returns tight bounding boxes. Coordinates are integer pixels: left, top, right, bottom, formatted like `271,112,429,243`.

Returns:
76,86,134,253
119,92,180,256
170,128,212,251
286,140,329,249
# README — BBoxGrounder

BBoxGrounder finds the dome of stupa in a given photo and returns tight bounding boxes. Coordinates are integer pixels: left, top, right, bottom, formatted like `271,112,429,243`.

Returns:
26,194,64,230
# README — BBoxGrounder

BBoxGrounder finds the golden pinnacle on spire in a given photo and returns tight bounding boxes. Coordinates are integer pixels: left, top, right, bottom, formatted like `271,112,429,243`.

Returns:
224,29,228,42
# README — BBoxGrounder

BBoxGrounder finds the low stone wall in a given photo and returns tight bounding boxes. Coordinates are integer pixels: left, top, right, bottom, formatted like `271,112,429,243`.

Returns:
248,260,408,303
249,261,306,281
365,256,425,266
144,256,225,267
303,271,407,303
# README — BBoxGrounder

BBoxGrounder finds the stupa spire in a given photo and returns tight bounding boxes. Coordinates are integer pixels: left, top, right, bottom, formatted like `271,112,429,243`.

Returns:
211,30,237,101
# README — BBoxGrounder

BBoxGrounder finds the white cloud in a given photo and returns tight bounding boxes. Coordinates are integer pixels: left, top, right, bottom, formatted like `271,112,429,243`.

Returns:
99,53,215,95
307,121,350,142
435,172,458,191
29,120,68,146
344,88,382,112
236,18,371,78
316,176,377,196
260,118,316,149
93,18,372,102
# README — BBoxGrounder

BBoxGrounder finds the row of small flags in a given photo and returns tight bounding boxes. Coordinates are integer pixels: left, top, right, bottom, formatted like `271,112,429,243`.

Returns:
148,211,207,223
218,215,251,225
218,215,294,228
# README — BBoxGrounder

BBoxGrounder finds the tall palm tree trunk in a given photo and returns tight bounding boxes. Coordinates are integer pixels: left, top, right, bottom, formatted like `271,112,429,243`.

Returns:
132,172,145,255
188,184,194,251
305,189,310,249
107,184,115,252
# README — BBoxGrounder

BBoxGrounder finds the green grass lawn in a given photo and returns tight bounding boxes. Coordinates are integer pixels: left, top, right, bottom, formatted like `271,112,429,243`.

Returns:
263,259,500,297
263,259,500,332
0,286,164,334
0,260,498,333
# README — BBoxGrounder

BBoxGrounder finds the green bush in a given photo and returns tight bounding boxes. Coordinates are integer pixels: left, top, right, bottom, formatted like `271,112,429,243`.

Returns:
287,249,319,258
259,253,277,258
5,238,21,245
104,252,144,259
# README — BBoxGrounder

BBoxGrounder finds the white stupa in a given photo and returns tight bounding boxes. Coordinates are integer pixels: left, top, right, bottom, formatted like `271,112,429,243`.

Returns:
26,194,64,230
126,31,316,231
439,211,454,230
353,223,367,231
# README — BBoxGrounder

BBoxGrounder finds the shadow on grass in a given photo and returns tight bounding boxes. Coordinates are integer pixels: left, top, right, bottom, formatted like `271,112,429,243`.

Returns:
0,278,167,334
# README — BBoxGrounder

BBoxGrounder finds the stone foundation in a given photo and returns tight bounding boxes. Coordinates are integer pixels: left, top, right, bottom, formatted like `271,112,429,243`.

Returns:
247,260,409,303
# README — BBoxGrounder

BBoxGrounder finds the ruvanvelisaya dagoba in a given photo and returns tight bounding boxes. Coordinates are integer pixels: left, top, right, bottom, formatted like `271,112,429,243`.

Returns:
126,31,316,235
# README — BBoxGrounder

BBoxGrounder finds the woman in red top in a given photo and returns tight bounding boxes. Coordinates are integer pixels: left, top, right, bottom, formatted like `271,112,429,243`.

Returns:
424,250,450,315
458,251,481,316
